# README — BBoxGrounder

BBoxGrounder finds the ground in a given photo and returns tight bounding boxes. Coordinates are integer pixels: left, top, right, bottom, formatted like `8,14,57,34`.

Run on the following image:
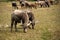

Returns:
0,1,60,40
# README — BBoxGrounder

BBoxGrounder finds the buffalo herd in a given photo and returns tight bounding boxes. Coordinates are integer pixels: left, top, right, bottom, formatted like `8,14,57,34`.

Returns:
11,0,55,33
12,0,52,9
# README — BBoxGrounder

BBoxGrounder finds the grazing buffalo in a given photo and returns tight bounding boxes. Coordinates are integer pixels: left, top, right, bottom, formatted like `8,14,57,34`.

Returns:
11,10,35,33
25,2,37,9
12,1,18,9
35,1,50,7
20,1,37,9
45,0,50,7
35,1,46,7
20,1,25,8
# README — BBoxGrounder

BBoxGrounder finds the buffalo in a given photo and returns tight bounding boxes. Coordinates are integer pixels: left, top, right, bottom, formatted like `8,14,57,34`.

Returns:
11,10,35,33
35,1,46,7
25,2,37,9
12,1,18,9
20,1,37,9
35,1,50,7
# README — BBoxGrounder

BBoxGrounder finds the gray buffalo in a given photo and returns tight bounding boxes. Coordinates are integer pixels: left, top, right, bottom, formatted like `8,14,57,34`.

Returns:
11,10,35,33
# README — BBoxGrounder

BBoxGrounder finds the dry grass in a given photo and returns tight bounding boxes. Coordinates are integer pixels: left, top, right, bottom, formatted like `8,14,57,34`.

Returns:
0,2,60,40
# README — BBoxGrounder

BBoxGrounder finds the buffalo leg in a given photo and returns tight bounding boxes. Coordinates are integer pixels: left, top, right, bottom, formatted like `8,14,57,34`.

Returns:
41,4,43,7
31,23,34,29
45,2,50,7
31,21,35,29
24,26,27,33
11,20,14,32
23,24,27,33
15,21,17,32
22,20,27,33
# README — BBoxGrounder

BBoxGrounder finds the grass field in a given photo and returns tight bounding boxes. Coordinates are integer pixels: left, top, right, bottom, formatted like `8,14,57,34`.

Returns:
0,2,60,40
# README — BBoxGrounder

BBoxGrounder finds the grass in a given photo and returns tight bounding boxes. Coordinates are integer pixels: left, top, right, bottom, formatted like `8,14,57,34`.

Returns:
0,1,60,40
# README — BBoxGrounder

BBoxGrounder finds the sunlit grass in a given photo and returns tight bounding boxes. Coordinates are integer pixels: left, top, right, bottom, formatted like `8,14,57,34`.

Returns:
0,2,60,40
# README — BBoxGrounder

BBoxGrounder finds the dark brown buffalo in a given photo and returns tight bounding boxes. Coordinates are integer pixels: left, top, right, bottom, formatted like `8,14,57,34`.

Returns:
25,3,37,9
12,1,18,9
11,10,35,33
20,1,37,9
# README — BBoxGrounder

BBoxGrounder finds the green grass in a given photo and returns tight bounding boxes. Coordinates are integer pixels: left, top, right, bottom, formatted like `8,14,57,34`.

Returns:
0,2,60,40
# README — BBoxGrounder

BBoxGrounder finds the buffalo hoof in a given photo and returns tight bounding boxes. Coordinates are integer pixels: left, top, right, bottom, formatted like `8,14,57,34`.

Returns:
24,28,27,33
32,27,34,29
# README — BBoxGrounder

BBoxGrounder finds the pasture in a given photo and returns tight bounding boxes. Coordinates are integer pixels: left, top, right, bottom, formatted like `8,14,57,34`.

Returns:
0,1,60,40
